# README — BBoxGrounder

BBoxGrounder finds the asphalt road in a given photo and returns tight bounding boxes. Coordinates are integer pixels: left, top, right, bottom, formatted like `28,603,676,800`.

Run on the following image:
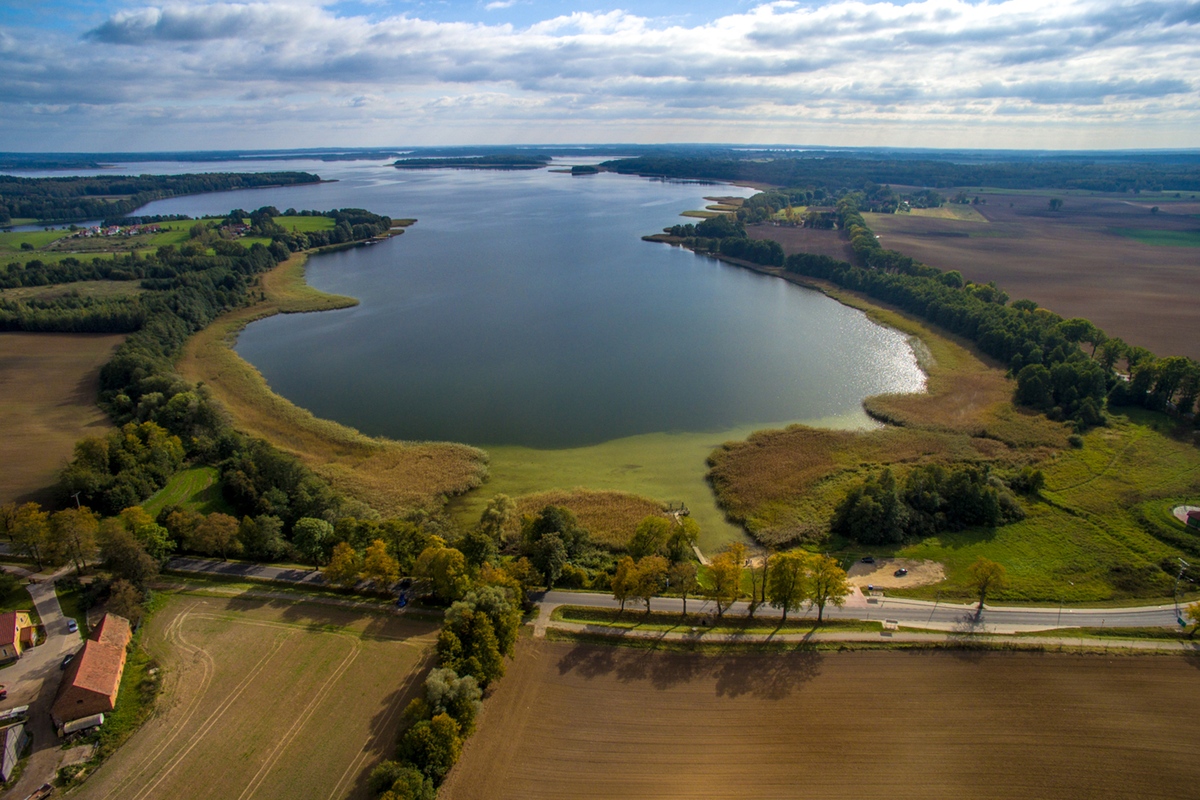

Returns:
163,556,1188,633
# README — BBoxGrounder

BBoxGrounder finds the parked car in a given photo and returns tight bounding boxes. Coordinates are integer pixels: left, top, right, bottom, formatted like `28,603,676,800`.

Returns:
66,619,78,634
60,653,75,670
894,568,908,577
860,556,875,564
0,684,7,701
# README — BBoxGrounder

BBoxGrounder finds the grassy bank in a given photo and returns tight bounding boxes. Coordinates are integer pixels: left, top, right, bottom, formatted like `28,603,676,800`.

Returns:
176,246,489,517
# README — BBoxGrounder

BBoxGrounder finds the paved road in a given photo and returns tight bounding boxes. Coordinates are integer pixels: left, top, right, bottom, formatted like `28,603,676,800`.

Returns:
1,565,83,800
163,556,1188,633
535,589,1186,634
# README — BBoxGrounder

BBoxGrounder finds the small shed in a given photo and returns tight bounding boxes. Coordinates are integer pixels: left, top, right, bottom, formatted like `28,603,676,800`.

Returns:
0,722,28,781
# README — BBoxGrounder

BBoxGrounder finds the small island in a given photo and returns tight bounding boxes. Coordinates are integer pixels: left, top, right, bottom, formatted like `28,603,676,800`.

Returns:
393,154,551,170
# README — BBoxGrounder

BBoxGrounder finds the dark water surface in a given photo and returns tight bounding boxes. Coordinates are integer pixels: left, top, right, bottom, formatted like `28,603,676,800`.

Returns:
133,160,923,449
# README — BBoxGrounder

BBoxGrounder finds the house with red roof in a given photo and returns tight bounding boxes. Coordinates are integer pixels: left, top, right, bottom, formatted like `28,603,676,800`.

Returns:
51,613,132,729
0,612,36,662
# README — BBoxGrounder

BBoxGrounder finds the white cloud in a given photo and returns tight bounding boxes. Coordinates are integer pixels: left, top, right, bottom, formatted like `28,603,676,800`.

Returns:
1,0,1197,149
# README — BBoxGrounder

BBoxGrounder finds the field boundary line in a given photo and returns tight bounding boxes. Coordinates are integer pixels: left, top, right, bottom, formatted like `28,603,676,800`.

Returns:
126,630,290,800
235,634,363,800
97,604,214,800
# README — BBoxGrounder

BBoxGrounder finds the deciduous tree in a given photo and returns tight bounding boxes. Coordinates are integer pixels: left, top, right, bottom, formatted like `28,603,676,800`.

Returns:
50,507,99,573
707,543,745,617
293,517,334,568
668,561,698,615
190,513,242,560
362,538,400,588
612,555,636,613
632,555,669,612
766,551,809,621
323,542,362,588
397,712,462,783
807,554,850,623
968,557,1007,611
416,544,471,602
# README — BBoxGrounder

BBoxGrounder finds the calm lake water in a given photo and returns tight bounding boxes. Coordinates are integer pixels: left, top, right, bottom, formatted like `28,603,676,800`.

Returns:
132,159,924,450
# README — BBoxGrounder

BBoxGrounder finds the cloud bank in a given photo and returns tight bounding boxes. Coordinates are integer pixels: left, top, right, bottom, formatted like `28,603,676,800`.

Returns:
1,0,1197,149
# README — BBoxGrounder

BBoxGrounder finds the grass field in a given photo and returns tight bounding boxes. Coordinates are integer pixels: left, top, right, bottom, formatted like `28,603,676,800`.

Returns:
862,191,1200,359
1112,228,1200,247
0,332,124,505
898,204,989,222
176,250,489,517
512,489,665,550
0,280,145,303
73,594,439,800
142,466,233,517
442,639,1200,800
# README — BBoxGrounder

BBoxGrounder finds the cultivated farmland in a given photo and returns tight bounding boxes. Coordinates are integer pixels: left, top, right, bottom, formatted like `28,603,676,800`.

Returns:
442,640,1200,800
0,332,123,504
862,192,1200,359
73,594,439,800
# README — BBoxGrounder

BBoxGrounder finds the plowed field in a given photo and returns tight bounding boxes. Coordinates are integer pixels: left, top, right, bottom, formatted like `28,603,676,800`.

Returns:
442,640,1200,800
74,595,439,800
0,332,123,504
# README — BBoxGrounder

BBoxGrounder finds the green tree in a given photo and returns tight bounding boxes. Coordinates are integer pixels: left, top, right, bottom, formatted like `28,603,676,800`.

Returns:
370,761,435,800
422,667,483,734
532,532,568,589
98,519,159,588
238,515,287,560
766,551,809,621
362,538,400,588
806,554,850,623
106,578,145,627
323,542,362,588
119,506,174,561
478,493,516,544
397,713,462,783
457,527,498,569
438,605,504,687
666,516,700,563
50,507,99,574
628,516,671,559
968,556,1007,611
668,560,698,615
189,513,242,560
293,517,334,568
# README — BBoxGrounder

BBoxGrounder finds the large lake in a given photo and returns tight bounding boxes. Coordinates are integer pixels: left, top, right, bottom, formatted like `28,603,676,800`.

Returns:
122,158,923,544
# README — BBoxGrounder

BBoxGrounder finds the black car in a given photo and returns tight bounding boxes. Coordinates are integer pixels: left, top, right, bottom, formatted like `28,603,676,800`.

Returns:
860,556,875,564
60,652,75,670
894,568,908,577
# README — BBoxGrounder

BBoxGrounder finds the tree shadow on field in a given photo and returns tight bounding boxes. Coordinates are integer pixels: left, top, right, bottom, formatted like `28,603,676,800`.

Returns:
555,643,821,697
711,649,822,700
343,654,436,800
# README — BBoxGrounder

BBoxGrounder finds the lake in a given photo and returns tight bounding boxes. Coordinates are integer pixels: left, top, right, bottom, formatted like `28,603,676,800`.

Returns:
131,159,925,544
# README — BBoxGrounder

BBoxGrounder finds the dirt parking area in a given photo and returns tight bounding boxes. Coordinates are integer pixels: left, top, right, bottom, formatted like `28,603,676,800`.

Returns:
442,640,1200,800
847,557,945,589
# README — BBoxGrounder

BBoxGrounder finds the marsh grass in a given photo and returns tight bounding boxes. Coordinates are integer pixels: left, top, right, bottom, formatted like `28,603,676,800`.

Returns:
177,252,489,516
514,488,664,549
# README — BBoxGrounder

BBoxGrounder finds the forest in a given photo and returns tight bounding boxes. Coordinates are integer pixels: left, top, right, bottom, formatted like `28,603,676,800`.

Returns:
604,155,1200,193
0,172,321,224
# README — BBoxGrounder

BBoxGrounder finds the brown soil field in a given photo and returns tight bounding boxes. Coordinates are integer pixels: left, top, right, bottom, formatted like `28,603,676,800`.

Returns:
0,332,123,505
177,251,489,516
74,594,439,800
442,639,1200,800
746,222,855,262
863,192,1200,359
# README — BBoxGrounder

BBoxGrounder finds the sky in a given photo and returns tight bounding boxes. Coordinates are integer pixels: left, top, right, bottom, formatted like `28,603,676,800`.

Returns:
0,0,1197,151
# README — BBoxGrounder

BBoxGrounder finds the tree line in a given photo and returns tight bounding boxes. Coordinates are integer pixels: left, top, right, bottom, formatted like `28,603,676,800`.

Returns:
780,198,1200,428
604,155,1200,194
0,172,322,224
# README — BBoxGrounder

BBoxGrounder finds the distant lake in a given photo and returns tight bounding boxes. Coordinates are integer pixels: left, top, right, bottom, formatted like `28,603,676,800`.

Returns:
134,160,924,450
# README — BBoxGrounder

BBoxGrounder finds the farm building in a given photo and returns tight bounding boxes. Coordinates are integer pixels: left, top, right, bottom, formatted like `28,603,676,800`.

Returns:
0,611,36,662
51,613,132,729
